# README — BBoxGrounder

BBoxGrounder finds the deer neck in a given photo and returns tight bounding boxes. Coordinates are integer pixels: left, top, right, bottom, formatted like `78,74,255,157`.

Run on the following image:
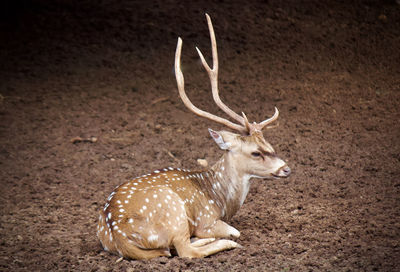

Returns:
199,153,251,221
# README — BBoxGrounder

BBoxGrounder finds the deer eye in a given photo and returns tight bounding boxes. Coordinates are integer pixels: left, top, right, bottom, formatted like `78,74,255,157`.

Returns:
251,151,262,157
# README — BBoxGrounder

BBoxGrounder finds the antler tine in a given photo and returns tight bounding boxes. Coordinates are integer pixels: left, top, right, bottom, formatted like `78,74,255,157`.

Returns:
175,37,247,133
196,14,244,125
242,108,279,134
258,107,279,127
241,112,252,133
252,107,280,132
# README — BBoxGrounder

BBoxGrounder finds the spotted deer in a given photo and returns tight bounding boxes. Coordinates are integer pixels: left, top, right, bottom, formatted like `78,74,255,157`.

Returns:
97,14,291,260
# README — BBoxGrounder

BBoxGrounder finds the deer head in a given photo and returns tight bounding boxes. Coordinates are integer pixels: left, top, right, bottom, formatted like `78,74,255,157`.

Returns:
208,129,291,179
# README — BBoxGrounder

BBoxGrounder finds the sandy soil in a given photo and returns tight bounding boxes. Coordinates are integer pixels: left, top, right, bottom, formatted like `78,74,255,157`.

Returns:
0,0,399,271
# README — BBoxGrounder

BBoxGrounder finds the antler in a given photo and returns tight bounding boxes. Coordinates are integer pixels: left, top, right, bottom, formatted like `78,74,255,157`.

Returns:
174,13,279,135
175,37,246,133
196,14,244,124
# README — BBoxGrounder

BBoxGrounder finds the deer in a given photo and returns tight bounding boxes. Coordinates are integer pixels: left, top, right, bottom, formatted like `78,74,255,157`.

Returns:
97,14,291,260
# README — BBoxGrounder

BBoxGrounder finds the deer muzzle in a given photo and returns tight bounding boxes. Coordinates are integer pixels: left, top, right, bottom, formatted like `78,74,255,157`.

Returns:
273,165,291,178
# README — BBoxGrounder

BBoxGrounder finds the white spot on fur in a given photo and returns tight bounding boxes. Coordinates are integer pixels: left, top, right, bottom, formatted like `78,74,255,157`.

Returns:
148,234,159,242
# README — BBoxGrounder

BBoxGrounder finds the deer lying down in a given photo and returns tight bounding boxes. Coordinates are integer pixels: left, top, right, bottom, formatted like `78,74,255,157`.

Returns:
97,14,291,260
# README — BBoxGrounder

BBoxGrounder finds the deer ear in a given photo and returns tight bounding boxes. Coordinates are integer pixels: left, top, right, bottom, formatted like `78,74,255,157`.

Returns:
208,128,232,150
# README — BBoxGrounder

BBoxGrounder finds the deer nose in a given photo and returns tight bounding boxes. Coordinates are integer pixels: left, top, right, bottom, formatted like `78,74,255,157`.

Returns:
277,165,291,177
283,166,291,176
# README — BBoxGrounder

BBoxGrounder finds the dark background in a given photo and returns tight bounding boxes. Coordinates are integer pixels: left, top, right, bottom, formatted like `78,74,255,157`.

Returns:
0,0,399,271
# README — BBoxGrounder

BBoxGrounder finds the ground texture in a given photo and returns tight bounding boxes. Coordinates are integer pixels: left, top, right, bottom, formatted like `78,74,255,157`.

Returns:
0,0,399,271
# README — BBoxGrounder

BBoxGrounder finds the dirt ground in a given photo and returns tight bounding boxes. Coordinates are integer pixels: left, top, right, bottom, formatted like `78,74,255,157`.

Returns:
0,0,399,271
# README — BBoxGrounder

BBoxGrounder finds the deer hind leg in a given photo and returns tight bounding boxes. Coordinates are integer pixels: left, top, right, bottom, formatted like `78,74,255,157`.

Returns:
116,238,171,260
195,220,241,239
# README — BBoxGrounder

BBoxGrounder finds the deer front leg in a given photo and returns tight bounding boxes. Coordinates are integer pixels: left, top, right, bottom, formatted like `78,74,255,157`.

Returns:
195,220,240,239
172,222,239,258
